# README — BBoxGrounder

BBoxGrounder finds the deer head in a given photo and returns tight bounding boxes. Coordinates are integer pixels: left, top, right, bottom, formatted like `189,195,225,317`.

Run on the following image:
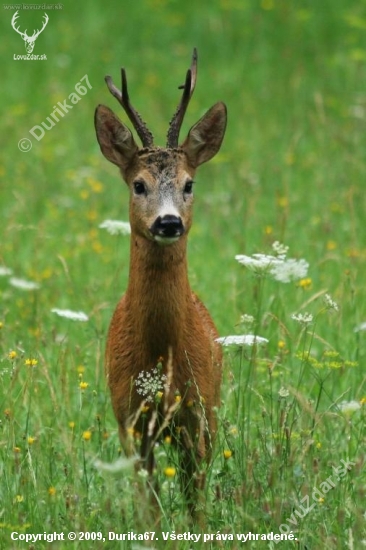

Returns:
94,49,227,247
11,11,49,54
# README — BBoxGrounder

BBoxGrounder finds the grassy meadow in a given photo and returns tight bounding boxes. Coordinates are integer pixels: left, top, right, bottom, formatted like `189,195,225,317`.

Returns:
0,0,366,547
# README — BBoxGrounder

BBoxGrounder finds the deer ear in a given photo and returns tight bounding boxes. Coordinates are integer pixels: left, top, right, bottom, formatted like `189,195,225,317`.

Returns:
94,105,138,170
181,102,227,168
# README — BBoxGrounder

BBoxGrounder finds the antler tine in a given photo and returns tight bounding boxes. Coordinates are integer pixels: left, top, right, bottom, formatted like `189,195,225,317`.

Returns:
104,69,154,148
166,48,198,148
33,12,49,39
11,11,26,38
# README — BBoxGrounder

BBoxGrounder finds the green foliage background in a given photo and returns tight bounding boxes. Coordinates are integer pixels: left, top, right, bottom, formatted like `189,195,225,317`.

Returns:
0,0,365,548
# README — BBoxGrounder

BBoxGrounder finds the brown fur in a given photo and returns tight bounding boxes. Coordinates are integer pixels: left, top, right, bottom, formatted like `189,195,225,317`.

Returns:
95,65,227,511
106,235,222,457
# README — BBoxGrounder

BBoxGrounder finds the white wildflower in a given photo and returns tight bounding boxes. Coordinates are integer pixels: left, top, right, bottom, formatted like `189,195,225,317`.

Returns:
278,387,290,398
137,468,149,479
272,241,289,259
0,266,13,276
51,309,89,322
236,247,309,284
71,166,95,180
354,322,366,333
240,314,255,327
235,253,281,272
350,105,365,120
337,400,361,415
99,219,131,236
270,258,309,283
135,368,167,402
247,172,260,186
94,456,135,473
291,312,313,326
216,334,269,347
324,293,339,312
9,277,40,291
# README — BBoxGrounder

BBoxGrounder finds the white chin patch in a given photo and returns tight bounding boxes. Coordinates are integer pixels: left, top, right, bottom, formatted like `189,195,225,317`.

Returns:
154,235,180,246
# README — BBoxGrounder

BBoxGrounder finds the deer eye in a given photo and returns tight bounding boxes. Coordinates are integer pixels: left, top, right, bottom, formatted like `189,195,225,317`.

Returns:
133,180,146,196
183,181,194,195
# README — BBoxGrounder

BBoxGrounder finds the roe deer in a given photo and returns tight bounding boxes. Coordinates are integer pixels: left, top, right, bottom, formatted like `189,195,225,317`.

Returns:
95,49,227,512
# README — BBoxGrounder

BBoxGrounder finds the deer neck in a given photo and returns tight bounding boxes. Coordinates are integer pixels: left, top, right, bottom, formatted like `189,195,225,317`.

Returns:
126,234,192,351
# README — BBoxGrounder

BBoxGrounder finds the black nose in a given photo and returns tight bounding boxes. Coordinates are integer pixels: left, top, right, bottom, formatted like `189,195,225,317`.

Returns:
150,215,184,238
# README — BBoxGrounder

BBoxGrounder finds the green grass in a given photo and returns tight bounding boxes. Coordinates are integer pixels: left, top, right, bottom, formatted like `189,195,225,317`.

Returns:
0,0,366,548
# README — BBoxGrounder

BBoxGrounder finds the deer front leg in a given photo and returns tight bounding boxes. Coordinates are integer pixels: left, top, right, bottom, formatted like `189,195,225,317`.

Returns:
177,410,212,522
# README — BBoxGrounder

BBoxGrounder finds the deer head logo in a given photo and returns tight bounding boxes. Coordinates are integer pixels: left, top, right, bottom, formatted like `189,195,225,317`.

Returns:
11,11,49,54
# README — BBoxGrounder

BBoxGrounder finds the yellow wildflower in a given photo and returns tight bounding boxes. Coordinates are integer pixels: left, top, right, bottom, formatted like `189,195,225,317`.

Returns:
92,241,103,254
48,487,56,496
8,350,17,360
164,467,176,478
261,0,274,11
164,436,172,445
27,436,36,445
25,358,38,367
79,381,89,390
223,449,232,459
87,177,104,193
298,277,312,290
323,350,339,358
15,495,24,503
41,268,53,280
87,210,98,222
277,196,289,208
82,430,92,441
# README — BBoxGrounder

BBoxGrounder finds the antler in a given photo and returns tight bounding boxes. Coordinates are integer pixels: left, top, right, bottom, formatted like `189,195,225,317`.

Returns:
166,48,198,148
105,70,154,148
11,11,27,39
32,13,49,39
